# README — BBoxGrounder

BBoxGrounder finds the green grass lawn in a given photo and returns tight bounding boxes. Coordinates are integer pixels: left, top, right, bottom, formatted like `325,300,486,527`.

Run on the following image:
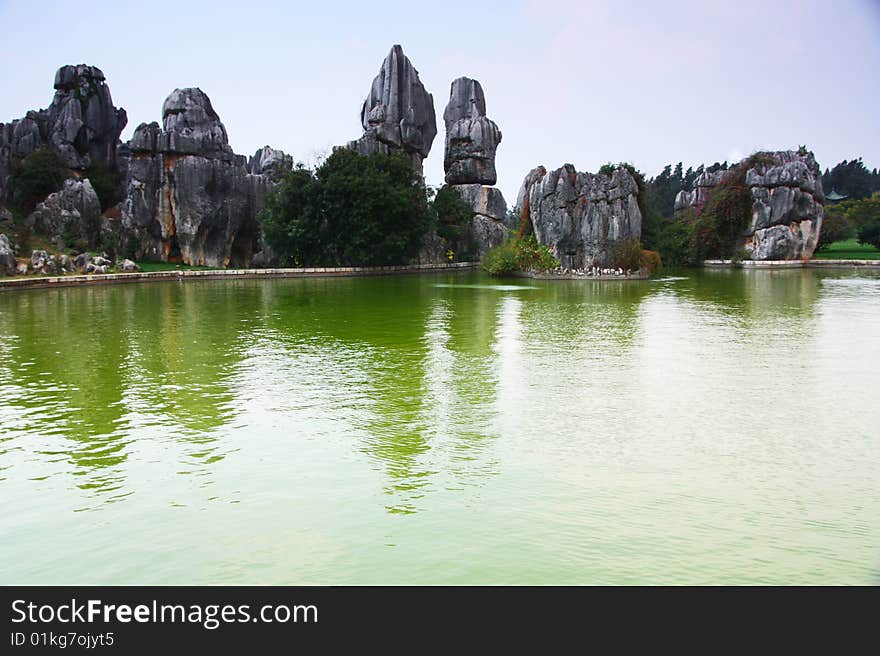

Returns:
813,238,880,260
135,261,221,272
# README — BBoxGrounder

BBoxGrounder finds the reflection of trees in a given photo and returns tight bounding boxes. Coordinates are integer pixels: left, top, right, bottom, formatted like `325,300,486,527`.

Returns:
0,286,134,499
0,281,254,500
0,272,655,515
249,275,510,515
669,269,820,322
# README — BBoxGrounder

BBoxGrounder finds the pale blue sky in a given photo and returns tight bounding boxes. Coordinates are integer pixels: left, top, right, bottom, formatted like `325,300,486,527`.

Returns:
1,0,878,202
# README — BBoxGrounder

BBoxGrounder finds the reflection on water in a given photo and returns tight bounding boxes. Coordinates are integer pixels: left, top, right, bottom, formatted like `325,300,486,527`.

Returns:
0,269,878,584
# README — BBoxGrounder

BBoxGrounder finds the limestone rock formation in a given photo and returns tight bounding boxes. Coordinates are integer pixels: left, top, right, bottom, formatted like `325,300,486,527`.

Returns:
673,150,824,260
159,88,232,159
0,65,127,202
30,250,58,275
117,89,289,267
347,45,437,174
247,146,293,181
451,184,508,258
26,178,102,248
443,78,502,186
0,234,16,275
440,77,507,259
517,164,643,268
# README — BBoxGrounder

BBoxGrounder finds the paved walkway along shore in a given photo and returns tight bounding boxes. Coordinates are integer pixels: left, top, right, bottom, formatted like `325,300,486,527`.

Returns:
704,259,880,269
0,262,479,291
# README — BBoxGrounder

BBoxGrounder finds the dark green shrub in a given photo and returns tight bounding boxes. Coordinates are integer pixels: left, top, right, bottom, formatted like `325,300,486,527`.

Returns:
84,159,121,211
598,162,616,177
656,214,693,266
817,206,853,250
432,185,473,248
482,240,520,276
10,148,71,211
857,222,880,250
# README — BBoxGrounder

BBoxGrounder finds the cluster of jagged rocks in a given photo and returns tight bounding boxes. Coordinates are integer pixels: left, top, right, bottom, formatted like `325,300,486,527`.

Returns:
115,88,287,267
0,49,825,277
0,66,291,272
0,65,127,200
346,47,509,259
0,237,136,277
674,150,824,260
515,165,643,269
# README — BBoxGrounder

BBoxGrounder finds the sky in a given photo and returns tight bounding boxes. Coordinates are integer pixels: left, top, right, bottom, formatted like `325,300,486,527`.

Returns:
1,0,878,203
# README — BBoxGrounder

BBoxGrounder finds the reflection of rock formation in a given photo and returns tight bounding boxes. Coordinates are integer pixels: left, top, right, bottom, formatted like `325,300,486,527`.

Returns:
347,45,437,174
674,150,824,260
0,64,128,202
517,164,643,268
118,89,290,267
442,77,507,259
0,282,252,503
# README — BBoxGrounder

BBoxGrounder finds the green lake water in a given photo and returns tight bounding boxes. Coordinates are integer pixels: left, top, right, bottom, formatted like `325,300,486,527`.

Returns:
1,269,878,584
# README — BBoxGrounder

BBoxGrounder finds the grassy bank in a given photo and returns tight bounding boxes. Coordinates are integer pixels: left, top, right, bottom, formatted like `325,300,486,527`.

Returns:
813,238,880,260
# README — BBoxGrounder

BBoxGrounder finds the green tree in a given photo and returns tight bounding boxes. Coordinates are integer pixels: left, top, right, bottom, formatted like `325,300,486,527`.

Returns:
431,185,473,255
817,206,853,250
259,149,433,267
841,194,880,230
857,222,880,250
258,166,317,265
84,159,121,211
822,158,874,200
655,214,693,266
10,148,71,211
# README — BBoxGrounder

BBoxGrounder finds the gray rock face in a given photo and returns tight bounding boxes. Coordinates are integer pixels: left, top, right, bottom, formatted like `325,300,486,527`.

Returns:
673,150,824,260
0,233,16,275
443,78,502,185
517,164,643,268
26,178,102,247
414,231,447,265
118,89,288,267
73,252,90,270
439,77,507,259
31,250,57,274
0,64,127,202
451,184,508,259
247,146,293,181
347,45,437,174
159,88,231,158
